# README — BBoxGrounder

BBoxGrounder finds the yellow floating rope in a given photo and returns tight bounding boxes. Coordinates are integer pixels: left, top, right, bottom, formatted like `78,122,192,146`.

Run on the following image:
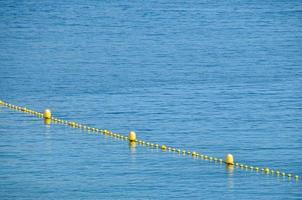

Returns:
0,100,300,182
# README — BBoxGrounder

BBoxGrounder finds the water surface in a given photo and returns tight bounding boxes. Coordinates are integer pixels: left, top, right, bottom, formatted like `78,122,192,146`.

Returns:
0,0,302,199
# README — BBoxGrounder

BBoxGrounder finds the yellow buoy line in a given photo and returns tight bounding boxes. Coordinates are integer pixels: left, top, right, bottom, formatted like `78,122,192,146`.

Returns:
0,100,300,181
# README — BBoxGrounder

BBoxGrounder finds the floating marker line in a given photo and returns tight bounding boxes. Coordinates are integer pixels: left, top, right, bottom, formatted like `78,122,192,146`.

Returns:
0,100,300,182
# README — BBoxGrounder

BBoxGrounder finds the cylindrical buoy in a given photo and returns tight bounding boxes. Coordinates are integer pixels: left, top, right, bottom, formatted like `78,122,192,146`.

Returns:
161,145,167,150
43,109,52,119
225,154,234,165
128,131,136,142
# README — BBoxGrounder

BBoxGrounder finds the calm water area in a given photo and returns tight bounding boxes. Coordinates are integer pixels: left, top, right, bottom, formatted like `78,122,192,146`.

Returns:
0,0,301,199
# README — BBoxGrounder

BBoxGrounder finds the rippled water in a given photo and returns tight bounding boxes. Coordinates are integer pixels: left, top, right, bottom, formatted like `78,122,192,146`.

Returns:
0,0,302,199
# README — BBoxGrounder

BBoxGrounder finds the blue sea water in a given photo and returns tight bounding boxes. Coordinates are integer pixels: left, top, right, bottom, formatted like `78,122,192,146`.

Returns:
0,0,302,199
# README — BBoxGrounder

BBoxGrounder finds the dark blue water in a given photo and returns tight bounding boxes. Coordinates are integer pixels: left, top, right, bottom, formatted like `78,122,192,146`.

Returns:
1,0,302,199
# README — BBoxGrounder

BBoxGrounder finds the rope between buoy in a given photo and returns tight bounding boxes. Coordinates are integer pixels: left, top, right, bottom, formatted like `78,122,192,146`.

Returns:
0,100,299,182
